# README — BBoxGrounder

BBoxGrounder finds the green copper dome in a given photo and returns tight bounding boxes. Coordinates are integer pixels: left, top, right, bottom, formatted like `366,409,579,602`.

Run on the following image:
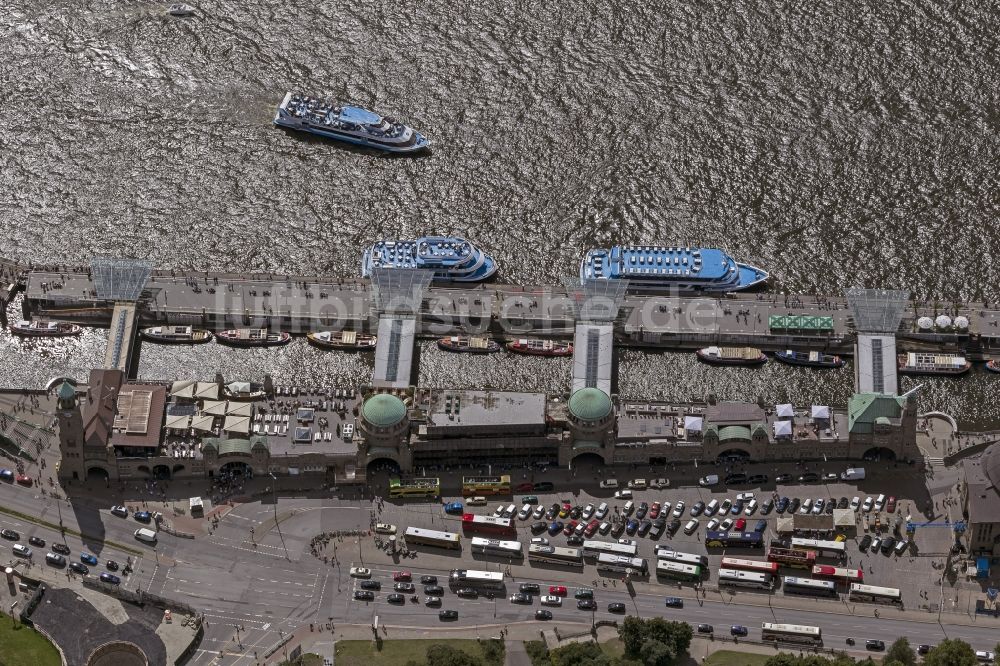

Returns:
568,388,612,421
57,381,76,401
362,393,407,427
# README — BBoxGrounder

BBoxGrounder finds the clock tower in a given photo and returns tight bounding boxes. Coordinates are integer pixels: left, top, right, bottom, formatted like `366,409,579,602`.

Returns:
55,381,85,481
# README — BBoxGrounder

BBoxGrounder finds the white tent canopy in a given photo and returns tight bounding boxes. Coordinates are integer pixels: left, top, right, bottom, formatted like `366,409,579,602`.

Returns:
776,403,794,418
811,405,831,419
223,415,251,434
164,414,191,430
954,315,969,329
170,380,196,398
226,401,254,417
194,382,219,400
190,414,216,432
684,416,703,433
917,316,934,330
203,400,228,416
773,420,793,437
935,315,952,328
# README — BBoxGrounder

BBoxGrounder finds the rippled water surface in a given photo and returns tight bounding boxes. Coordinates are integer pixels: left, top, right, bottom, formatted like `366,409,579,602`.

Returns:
2,1,999,424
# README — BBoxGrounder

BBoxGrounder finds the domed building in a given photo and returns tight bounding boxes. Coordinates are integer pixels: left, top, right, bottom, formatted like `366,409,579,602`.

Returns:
961,442,1000,556
559,387,616,466
357,392,412,470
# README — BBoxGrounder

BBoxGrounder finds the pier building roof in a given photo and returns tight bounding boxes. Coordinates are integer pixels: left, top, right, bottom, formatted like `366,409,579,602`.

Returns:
362,393,407,428
568,388,612,422
705,402,765,424
963,444,1000,526
418,390,547,436
847,393,907,434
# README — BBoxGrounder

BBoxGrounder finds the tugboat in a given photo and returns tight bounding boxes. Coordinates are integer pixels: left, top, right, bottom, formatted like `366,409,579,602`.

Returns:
274,93,430,154
506,338,573,357
216,328,291,348
437,335,501,354
695,346,767,366
897,352,971,376
10,320,82,337
581,245,769,293
140,325,213,345
362,237,497,283
773,350,845,369
307,330,377,351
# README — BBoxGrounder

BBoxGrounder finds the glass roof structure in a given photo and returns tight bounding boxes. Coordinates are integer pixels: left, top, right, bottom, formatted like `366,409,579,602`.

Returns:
845,288,909,334
370,267,433,316
90,258,152,301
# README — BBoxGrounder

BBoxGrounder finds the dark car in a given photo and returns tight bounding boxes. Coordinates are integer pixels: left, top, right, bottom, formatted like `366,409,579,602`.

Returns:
69,562,89,575
548,521,564,536
531,521,548,534
569,506,582,520
775,497,789,513
625,519,639,535
697,624,714,634
760,499,773,515
510,593,532,604
725,473,748,485
825,501,835,515
858,534,872,551
106,560,119,571
608,602,626,613
45,552,66,567
747,474,768,485
649,518,666,538
668,519,681,535
522,495,539,505
577,599,597,610
731,625,749,637
439,610,459,620
534,482,555,492
387,593,405,604
753,519,768,533
731,500,744,515
635,502,649,520
664,597,684,608
99,572,121,585
80,553,98,566
456,588,478,598
838,497,850,509
420,575,438,585
0,529,19,540
515,482,534,492
567,535,585,546
424,585,444,595
51,543,71,555
545,504,559,520
574,588,594,599
360,580,381,591
535,609,553,620
28,536,45,547
798,472,819,483
788,498,801,513
133,511,152,523
691,501,705,516
917,645,932,655
394,582,415,593
880,537,896,554
866,639,885,651
520,583,540,594
638,519,653,537
444,501,464,515
775,474,793,483
353,591,373,601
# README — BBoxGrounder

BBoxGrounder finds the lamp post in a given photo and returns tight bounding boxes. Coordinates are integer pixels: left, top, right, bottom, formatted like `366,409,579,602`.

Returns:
269,472,290,560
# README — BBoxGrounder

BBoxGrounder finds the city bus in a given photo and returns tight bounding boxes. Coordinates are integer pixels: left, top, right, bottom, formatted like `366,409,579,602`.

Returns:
761,622,823,645
655,560,702,582
527,544,584,568
717,568,774,590
461,476,511,497
403,526,461,550
462,513,516,538
812,564,863,584
389,477,441,499
767,547,816,569
720,557,779,575
705,531,764,549
790,537,847,559
596,553,648,576
189,496,204,517
470,537,523,559
848,583,902,607
782,576,838,598
583,540,639,559
654,546,709,568
449,569,505,590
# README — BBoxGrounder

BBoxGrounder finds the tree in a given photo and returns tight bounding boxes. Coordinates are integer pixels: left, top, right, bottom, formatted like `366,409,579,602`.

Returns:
639,639,675,666
618,616,645,657
423,645,483,666
923,639,978,666
617,616,691,661
549,641,610,666
885,637,916,666
479,639,505,666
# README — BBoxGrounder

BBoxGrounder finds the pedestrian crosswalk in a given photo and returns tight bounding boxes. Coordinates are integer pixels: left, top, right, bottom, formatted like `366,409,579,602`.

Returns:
925,456,945,466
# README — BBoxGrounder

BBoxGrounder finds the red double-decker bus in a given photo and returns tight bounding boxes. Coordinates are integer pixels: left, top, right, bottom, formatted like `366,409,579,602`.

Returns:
462,513,516,537
767,547,816,569
812,564,863,583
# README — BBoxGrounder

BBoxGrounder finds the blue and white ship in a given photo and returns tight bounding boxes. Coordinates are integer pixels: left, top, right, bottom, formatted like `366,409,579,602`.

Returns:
361,237,497,282
580,245,768,292
273,92,430,154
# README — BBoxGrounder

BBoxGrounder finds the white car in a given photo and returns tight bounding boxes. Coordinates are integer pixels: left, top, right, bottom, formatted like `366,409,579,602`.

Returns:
595,503,609,520
874,494,887,511
683,519,699,535
599,479,619,489
531,537,550,545
705,499,719,516
799,499,813,514
540,595,562,606
518,505,532,520
12,543,32,558
649,478,670,489
744,499,758,515
467,496,488,506
375,523,396,535
736,492,755,502
493,505,506,517
850,496,861,511
618,538,637,547
582,504,595,520
614,489,633,499
661,501,673,515
627,479,647,490
720,517,734,530
706,518,720,531
623,501,635,515
671,501,686,518
574,522,586,535
811,499,824,514
862,496,875,512
974,650,995,663
533,506,545,519
598,522,611,534
350,567,372,578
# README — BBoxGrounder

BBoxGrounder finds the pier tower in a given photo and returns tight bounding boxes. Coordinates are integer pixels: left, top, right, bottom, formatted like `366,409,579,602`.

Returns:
92,258,152,377
846,288,909,395
370,268,432,390
55,381,86,481
357,391,412,471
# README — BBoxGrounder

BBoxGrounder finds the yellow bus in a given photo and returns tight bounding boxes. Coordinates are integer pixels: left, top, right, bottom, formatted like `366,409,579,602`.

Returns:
388,477,441,499
461,475,511,497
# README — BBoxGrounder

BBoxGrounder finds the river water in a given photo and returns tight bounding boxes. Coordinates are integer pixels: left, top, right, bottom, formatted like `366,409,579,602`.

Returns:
1,1,998,425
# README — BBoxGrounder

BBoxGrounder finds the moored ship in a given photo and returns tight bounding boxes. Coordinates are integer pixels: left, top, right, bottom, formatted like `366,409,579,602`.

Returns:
307,330,377,351
773,350,845,369
140,325,213,344
506,338,573,357
437,335,501,354
986,359,1000,373
10,320,81,337
216,328,291,348
274,93,430,154
696,346,767,366
580,245,768,292
897,352,971,376
362,237,497,282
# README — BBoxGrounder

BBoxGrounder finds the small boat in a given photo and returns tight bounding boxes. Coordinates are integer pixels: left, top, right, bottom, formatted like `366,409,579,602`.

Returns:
773,350,845,369
986,359,1000,373
897,352,971,376
224,381,267,400
10,320,82,337
696,346,767,366
140,325,213,344
307,330,377,351
216,328,291,348
167,3,196,16
506,338,573,357
437,335,501,354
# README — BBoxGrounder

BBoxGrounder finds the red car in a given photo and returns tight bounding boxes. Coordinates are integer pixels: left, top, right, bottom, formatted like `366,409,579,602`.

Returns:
549,585,567,596
649,502,661,519
734,518,746,531
15,474,32,487
392,571,411,582
559,503,572,518
515,482,534,492
563,520,578,536
886,496,897,513
584,520,600,537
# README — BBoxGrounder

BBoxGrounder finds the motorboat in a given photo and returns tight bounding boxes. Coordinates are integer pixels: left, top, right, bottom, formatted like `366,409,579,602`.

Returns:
437,336,501,354
696,346,767,366
773,350,845,369
362,236,496,282
506,338,573,357
307,330,377,350
897,353,971,376
216,328,291,348
10,320,82,337
581,245,768,293
140,325,212,344
167,3,196,16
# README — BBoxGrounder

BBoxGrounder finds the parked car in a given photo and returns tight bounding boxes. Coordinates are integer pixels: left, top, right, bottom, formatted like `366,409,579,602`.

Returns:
444,501,464,515
584,520,601,537
569,506,582,520
774,474,793,483
672,501,686,517
519,583,540,594
719,499,732,514
0,529,19,540
683,519,699,535
582,504,595,519
456,588,478,598
595,503,609,520
635,502,648,520
577,599,597,610
917,645,932,655
760,498,773,515
80,553,98,566
886,496,897,513
754,519,768,533
637,520,652,537
880,537,896,554
706,518,720,531
567,535,585,546
725,473,748,485
559,503,571,518
859,534,872,551
522,495,539,505
870,537,882,553
12,544,32,558
535,610,553,620
134,511,152,523
664,597,684,608
549,585,568,596
394,582,415,593
731,500,743,515
614,489,633,499
51,543,70,555
838,497,850,509
110,505,129,518
733,518,746,531
563,520,578,536
649,502,661,519
874,494,887,511
623,501,635,515
812,498,825,514
649,478,670,489
667,519,681,535
353,590,374,601
548,521,564,536
425,596,442,606
705,499,719,516
392,571,411,581
797,472,819,483
533,506,545,519
866,639,885,651
540,595,562,606
744,499,758,515
534,482,555,492
509,593,532,604
599,521,612,535
531,537,550,546
851,496,861,511
0,468,13,482
775,497,789,513
515,482,534,492
894,539,909,555
28,536,45,548
15,474,32,487
625,520,639,535
720,517,734,531
45,552,66,567
747,474,768,485
439,610,459,620
598,479,619,489
788,497,801,513
360,580,381,591
649,518,666,538
531,522,548,534
799,498,813,514
690,501,705,517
